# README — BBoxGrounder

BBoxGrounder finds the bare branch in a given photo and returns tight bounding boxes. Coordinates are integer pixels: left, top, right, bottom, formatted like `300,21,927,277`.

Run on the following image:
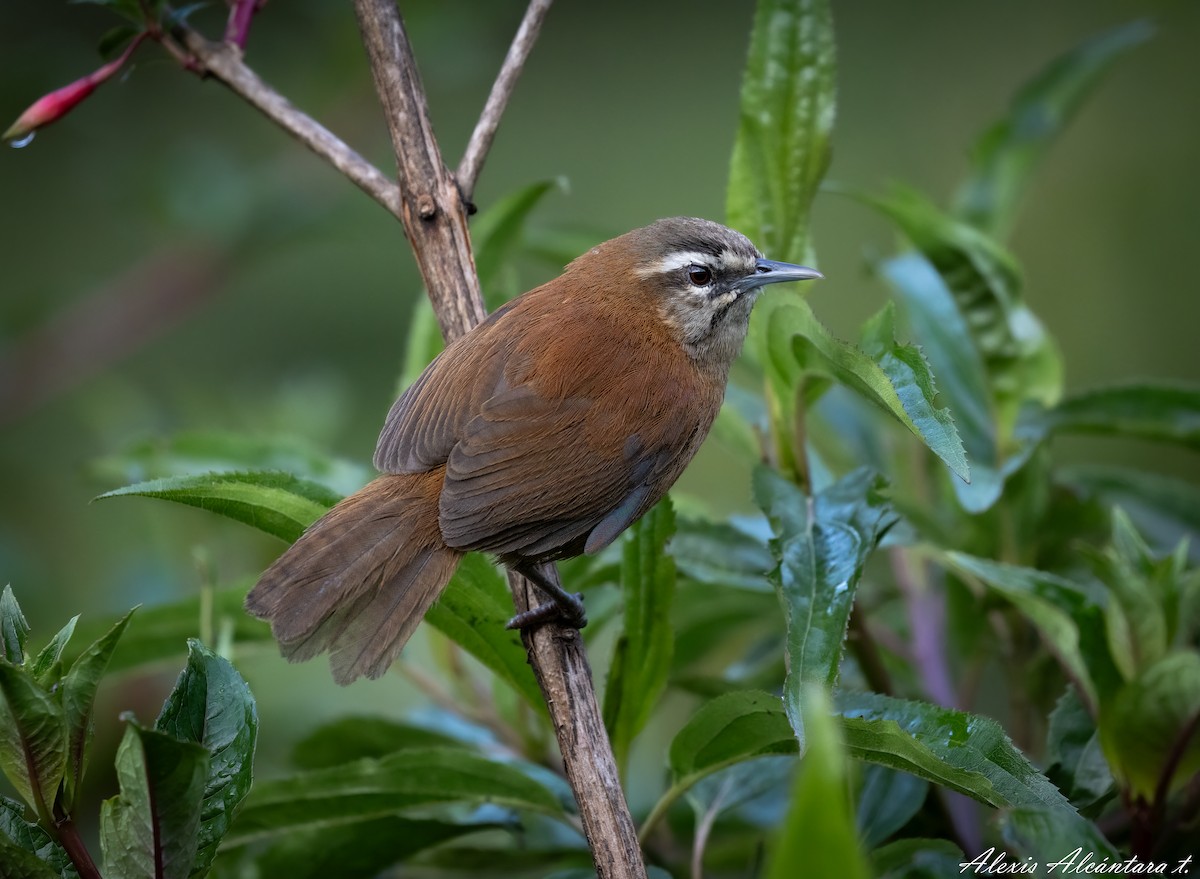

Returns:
178,29,403,220
456,0,554,203
351,2,645,876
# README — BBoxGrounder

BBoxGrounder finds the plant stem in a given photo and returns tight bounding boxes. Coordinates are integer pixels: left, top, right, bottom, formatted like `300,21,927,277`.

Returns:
54,815,102,879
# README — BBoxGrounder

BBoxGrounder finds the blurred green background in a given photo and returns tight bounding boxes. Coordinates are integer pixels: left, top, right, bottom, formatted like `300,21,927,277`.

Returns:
1,0,1198,793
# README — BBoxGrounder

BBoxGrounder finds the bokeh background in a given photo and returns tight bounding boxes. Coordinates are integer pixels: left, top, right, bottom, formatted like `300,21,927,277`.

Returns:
2,0,1198,811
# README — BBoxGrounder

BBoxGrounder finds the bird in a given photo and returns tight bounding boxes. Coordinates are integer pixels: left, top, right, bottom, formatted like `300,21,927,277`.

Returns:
245,217,821,684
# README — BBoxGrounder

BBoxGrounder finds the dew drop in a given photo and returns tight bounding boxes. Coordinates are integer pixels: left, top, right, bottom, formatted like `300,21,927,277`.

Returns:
10,132,35,149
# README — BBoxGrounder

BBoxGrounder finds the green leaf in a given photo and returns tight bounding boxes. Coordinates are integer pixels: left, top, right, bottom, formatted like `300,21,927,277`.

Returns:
1,586,29,665
225,747,564,847
941,552,1099,712
155,640,258,878
63,590,269,678
255,816,490,879
100,723,210,879
755,467,896,746
955,20,1154,236
1045,689,1115,814
473,179,564,296
1000,805,1118,865
671,518,773,592
669,691,796,784
856,765,928,847
0,660,67,818
1099,650,1200,799
60,608,135,809
838,691,1076,814
95,471,341,543
28,618,77,686
423,554,544,713
873,838,964,879
1034,383,1200,449
727,0,835,265
768,300,969,482
291,717,462,770
0,796,76,879
603,501,677,770
764,685,869,879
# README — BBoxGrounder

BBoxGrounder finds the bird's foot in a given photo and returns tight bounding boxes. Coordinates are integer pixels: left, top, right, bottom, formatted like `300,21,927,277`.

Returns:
505,591,587,631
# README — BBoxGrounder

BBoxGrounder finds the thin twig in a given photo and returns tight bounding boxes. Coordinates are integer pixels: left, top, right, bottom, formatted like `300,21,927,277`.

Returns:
54,815,102,879
350,2,645,877
456,0,554,204
177,28,403,220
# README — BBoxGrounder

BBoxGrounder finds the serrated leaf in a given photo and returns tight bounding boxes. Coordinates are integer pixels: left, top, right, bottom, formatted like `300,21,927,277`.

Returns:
765,685,869,879
603,501,677,770
291,717,462,770
768,300,969,482
100,723,209,879
225,747,564,847
423,554,544,713
1034,383,1200,449
0,796,77,879
28,617,77,686
1,587,30,665
0,661,67,817
155,640,257,878
727,0,835,266
95,471,340,543
838,691,1077,815
61,608,135,810
941,552,1099,712
1000,805,1118,865
755,467,896,747
955,20,1154,236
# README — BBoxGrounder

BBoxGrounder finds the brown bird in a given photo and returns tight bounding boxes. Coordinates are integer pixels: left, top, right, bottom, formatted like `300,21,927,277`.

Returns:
246,217,821,684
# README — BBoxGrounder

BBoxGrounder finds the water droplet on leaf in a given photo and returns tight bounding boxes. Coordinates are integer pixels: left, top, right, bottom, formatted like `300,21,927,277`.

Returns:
10,132,35,149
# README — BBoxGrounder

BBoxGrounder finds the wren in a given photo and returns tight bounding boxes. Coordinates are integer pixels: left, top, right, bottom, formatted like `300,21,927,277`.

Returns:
246,217,821,684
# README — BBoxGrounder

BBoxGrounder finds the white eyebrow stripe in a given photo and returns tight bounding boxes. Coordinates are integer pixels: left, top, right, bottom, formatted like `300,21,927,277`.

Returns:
636,251,719,279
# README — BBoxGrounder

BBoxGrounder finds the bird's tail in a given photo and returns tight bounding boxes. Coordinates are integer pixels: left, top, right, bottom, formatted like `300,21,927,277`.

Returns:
245,469,462,685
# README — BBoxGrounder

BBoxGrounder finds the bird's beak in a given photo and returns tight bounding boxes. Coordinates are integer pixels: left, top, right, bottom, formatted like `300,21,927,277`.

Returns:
737,258,823,293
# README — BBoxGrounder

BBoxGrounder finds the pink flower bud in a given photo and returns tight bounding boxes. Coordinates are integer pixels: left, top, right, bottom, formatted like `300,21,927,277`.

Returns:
4,35,145,142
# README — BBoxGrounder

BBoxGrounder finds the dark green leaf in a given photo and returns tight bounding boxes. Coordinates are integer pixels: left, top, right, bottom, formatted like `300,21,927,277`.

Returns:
100,723,210,879
155,641,258,878
28,618,76,686
669,690,796,785
63,590,269,678
672,581,779,672
727,0,835,266
1045,689,1115,814
1034,383,1200,449
60,608,135,809
1099,650,1200,799
0,796,76,879
226,747,564,847
856,765,928,847
1000,806,1118,864
755,467,896,746
0,660,67,817
291,717,462,770
671,518,773,591
838,691,1076,814
873,838,964,879
955,20,1154,235
0,587,29,665
423,554,544,712
604,501,677,769
95,471,340,543
765,685,869,879
941,552,1098,711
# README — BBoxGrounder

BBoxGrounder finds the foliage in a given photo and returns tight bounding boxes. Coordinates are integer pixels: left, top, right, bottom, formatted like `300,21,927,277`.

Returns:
5,0,1197,877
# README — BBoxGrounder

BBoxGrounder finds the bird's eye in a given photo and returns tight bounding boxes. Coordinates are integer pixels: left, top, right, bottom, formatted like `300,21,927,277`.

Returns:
686,265,713,286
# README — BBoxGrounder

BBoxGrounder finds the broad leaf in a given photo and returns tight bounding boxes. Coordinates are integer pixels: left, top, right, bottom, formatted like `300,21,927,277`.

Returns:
225,747,564,847
1034,383,1200,449
0,660,67,816
60,608,135,809
765,685,869,879
1,586,29,665
0,796,76,879
755,467,896,746
155,640,258,877
0,837,64,879
291,717,462,770
100,723,210,879
671,518,773,592
856,765,928,847
424,555,544,713
1045,689,1115,814
955,20,1154,236
669,690,796,785
96,471,340,543
604,501,677,770
1000,806,1118,864
727,0,835,265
